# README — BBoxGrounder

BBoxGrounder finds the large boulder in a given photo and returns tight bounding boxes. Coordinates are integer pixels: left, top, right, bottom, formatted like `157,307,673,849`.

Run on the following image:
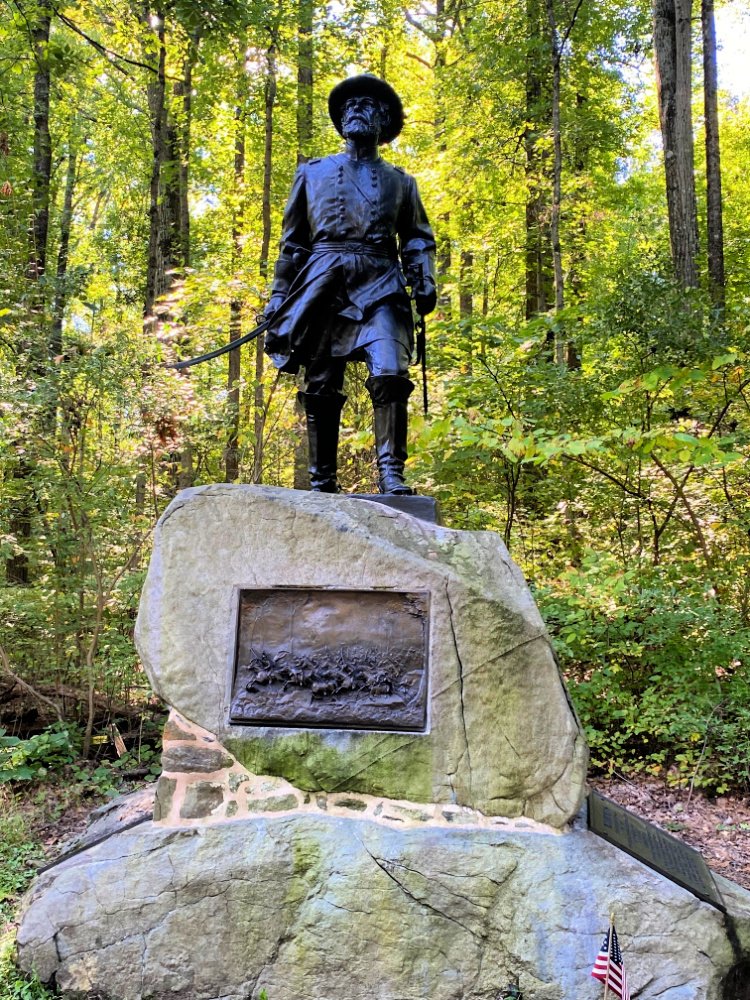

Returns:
134,485,587,827
17,808,750,1000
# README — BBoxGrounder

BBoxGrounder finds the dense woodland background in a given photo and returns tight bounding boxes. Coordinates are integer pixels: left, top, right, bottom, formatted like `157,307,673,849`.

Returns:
2,0,750,799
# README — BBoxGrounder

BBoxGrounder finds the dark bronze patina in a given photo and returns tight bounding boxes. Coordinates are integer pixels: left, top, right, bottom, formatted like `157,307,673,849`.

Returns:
588,790,725,910
230,588,429,730
264,74,437,496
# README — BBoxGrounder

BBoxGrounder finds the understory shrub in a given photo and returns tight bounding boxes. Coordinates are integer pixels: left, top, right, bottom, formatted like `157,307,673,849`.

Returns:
537,553,750,793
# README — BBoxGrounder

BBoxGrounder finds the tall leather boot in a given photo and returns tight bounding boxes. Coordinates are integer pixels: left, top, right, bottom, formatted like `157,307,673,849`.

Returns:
366,375,415,496
298,391,346,493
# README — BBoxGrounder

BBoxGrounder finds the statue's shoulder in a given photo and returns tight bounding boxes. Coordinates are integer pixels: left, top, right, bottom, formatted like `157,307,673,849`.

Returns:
381,160,411,182
309,154,343,166
302,155,338,177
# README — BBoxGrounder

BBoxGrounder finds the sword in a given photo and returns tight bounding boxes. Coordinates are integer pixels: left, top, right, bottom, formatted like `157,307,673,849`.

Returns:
412,261,428,414
167,263,320,370
169,316,271,370
416,313,428,414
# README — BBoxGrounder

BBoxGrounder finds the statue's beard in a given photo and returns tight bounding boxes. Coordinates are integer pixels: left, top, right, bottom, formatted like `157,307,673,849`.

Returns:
342,112,381,143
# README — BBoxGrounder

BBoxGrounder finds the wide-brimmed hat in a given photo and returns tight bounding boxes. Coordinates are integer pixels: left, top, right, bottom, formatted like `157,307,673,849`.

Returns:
328,74,404,145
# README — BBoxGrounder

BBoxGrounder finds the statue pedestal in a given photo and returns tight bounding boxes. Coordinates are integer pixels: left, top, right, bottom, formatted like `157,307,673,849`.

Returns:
346,492,441,523
134,484,587,826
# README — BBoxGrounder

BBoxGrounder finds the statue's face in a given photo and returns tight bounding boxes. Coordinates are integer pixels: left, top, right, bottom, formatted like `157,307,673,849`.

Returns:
341,96,387,142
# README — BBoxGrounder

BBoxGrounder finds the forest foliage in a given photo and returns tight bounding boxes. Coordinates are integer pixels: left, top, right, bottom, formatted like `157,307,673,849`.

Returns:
2,0,750,795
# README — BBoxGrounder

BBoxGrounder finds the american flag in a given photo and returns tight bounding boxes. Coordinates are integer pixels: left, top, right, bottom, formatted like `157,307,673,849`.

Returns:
591,924,631,1000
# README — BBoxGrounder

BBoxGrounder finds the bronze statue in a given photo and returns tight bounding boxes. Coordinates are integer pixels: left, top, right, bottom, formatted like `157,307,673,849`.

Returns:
264,75,437,495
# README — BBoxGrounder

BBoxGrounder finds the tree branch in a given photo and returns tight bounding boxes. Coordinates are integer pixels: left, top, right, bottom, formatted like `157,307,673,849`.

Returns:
559,0,586,53
0,642,63,722
405,50,434,70
52,6,171,78
652,452,714,572
569,456,645,499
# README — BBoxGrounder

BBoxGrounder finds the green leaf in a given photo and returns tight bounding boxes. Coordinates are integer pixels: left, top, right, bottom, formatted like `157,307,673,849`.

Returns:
711,352,737,370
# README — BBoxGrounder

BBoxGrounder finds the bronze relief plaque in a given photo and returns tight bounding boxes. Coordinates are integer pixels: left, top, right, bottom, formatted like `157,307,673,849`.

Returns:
229,588,429,731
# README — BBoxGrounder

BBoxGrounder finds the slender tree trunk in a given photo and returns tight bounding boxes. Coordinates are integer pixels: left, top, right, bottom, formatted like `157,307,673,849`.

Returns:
50,137,78,360
436,234,452,315
253,39,278,484
259,45,277,278
545,0,566,367
174,32,200,271
226,69,246,485
653,0,699,288
459,249,473,319
701,0,725,306
177,447,194,489
481,250,489,319
294,0,314,489
170,34,200,491
297,0,314,166
144,7,166,318
525,0,554,324
48,132,78,448
459,247,473,372
545,0,583,369
28,0,52,292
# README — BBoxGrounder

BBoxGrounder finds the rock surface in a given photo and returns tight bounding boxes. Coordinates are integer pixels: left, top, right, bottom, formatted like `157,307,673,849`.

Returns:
17,809,750,1000
135,485,587,827
151,711,559,832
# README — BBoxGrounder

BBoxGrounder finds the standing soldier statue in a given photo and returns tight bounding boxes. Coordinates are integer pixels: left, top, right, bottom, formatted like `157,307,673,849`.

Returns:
264,74,437,495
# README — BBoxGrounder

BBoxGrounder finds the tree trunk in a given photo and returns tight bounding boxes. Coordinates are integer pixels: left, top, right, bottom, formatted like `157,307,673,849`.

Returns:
701,0,724,307
459,247,473,372
50,137,78,360
27,0,52,293
47,132,78,446
294,0,314,489
143,5,180,320
524,0,554,323
653,0,699,288
545,0,565,372
7,0,52,586
459,249,473,319
225,72,246,485
173,33,200,271
544,0,583,369
296,0,314,166
252,39,278,485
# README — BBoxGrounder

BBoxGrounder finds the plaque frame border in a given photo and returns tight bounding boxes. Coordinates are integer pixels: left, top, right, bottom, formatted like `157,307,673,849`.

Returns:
227,585,431,734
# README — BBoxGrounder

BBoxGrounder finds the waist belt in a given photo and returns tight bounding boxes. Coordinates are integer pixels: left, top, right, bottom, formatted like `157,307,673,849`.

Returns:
312,240,397,259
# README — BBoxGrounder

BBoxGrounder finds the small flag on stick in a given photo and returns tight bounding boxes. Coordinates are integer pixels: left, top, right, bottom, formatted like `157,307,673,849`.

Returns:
591,915,630,1000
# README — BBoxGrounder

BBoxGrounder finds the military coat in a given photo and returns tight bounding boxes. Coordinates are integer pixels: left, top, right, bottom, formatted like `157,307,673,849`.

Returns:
264,152,436,374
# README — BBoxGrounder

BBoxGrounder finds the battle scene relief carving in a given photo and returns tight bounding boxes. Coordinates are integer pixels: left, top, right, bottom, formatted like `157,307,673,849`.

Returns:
230,588,429,730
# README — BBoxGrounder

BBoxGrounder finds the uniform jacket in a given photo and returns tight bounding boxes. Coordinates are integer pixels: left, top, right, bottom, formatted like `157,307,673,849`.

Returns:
264,152,436,373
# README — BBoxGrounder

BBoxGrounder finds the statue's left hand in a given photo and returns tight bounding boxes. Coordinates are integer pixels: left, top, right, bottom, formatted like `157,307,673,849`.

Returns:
414,278,437,317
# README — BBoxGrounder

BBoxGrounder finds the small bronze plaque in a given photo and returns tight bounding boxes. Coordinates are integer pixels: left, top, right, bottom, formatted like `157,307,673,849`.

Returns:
230,588,429,731
588,790,725,910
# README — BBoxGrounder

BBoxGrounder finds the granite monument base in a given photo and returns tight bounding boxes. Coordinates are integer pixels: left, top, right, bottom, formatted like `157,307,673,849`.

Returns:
16,789,750,1000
